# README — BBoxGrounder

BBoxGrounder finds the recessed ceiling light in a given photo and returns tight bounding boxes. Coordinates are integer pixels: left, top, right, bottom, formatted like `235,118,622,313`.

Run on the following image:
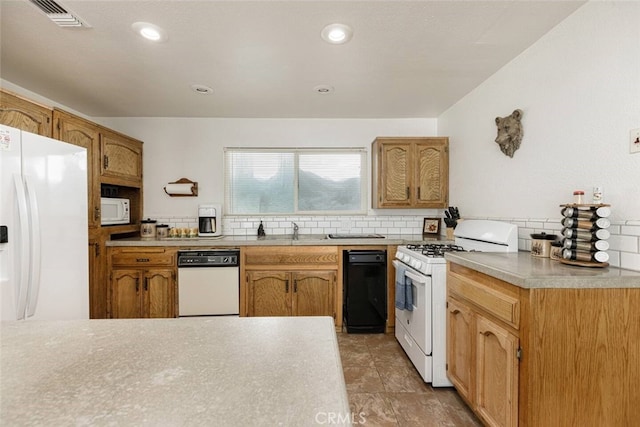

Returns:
313,85,334,94
131,22,168,42
191,84,214,95
321,23,353,44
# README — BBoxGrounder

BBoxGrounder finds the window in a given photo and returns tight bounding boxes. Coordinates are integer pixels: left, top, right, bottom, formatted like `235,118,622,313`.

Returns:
224,148,366,215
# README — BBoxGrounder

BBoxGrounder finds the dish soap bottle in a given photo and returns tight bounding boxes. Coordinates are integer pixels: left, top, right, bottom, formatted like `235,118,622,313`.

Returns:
257,220,266,238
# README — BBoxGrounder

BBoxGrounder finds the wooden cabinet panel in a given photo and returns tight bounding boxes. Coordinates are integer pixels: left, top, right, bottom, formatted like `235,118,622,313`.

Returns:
416,142,448,206
243,247,338,322
372,137,449,209
448,268,520,329
447,262,519,427
145,270,175,318
475,315,519,427
380,143,411,205
88,229,108,318
111,269,142,319
0,89,52,137
108,248,177,318
100,130,143,186
53,109,101,228
247,271,290,316
446,297,474,404
111,249,175,267
293,271,335,317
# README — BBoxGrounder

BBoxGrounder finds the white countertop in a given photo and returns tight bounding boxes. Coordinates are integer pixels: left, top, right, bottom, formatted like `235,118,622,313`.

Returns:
1,317,351,426
445,251,640,289
105,234,450,247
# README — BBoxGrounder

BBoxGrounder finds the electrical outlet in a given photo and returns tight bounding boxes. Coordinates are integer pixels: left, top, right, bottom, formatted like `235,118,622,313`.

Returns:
631,128,640,154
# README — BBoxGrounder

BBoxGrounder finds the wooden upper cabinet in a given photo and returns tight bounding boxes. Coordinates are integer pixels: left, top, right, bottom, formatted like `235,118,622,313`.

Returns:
53,109,101,228
0,89,53,137
100,129,143,187
372,137,449,209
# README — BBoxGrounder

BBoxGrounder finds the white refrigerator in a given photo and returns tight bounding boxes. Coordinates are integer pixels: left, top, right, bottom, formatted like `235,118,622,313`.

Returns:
0,124,89,321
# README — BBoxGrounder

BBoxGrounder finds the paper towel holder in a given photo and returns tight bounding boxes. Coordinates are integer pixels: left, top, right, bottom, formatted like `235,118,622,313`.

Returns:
164,178,198,197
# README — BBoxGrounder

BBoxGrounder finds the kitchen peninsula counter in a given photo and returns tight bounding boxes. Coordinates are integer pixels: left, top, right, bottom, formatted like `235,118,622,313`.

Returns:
445,251,640,288
106,234,449,247
1,317,351,426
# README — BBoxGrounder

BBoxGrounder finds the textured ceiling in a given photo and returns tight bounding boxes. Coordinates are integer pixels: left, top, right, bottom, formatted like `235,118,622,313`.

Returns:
0,0,585,118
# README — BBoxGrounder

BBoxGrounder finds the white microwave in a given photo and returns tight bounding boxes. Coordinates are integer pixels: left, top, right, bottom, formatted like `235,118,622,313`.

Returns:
101,197,130,225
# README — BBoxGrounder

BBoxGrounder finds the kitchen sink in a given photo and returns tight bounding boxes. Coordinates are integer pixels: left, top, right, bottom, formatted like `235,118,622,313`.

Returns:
260,234,328,240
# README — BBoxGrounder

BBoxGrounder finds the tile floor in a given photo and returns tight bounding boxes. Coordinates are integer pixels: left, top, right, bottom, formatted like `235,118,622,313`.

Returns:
337,332,482,427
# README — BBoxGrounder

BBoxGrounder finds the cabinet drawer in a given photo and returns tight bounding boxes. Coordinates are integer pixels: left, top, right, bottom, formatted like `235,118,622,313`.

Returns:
244,246,338,268
448,265,519,330
111,249,175,267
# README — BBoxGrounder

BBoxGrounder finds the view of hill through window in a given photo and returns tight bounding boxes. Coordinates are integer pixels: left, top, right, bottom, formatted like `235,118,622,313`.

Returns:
225,149,365,214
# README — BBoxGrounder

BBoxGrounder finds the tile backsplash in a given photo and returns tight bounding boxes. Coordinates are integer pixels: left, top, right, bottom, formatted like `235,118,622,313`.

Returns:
148,213,640,272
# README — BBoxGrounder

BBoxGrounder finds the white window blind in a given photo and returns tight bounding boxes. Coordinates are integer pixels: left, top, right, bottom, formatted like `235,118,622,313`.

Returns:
224,148,366,215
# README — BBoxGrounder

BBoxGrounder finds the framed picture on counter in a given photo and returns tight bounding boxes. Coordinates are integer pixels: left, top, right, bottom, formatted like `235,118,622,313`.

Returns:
423,218,441,236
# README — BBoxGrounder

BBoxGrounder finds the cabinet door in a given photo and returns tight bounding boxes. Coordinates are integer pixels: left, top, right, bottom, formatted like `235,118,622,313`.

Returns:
377,142,411,207
247,271,290,316
53,110,101,228
447,297,474,404
100,131,143,186
88,230,108,319
111,269,143,318
292,271,335,317
415,139,448,208
475,315,519,427
144,269,175,318
0,90,52,137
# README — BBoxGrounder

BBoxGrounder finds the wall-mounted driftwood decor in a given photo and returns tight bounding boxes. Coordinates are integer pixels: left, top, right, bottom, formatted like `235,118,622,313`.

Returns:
164,178,198,197
495,109,524,158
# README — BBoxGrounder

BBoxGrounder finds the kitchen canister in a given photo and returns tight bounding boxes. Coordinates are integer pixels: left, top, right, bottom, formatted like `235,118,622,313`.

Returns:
156,224,169,239
549,242,563,261
141,218,157,239
530,232,557,258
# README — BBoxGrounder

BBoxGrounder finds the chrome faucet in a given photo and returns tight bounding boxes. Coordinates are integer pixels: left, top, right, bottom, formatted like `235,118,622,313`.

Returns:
292,222,299,240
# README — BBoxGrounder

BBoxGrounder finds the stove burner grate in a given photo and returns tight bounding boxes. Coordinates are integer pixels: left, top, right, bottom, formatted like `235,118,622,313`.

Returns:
405,243,466,258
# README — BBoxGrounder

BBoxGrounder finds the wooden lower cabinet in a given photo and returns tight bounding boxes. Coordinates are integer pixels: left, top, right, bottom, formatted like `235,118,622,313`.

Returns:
447,296,519,427
446,298,474,403
475,315,519,427
242,246,339,325
111,269,175,318
247,270,335,317
447,261,640,427
108,247,177,318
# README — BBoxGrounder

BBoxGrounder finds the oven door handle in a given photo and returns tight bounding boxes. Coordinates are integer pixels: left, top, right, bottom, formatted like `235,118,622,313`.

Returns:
392,260,428,285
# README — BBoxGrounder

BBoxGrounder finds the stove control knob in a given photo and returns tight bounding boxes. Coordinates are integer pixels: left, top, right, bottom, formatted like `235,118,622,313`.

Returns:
410,259,418,268
413,260,422,269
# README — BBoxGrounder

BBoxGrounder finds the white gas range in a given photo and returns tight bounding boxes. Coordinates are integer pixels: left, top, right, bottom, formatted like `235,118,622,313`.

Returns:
393,220,518,387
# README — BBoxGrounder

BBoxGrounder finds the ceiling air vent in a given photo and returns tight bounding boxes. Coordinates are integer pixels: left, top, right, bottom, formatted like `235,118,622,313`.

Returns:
28,0,90,28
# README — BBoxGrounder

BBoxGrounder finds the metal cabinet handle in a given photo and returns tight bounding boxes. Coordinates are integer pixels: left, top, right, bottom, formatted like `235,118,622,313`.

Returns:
144,277,149,291
135,278,139,293
406,187,410,198
103,155,109,169
94,206,100,221
294,279,297,293
285,279,289,293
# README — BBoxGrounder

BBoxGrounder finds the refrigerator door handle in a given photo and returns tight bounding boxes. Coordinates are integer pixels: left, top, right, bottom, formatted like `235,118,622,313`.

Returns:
24,175,42,318
13,174,30,320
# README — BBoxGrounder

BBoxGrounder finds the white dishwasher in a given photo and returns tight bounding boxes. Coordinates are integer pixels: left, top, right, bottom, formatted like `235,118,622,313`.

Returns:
177,250,240,316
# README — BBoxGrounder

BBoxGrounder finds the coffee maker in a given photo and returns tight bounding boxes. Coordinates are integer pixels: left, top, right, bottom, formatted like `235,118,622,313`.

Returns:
198,203,222,237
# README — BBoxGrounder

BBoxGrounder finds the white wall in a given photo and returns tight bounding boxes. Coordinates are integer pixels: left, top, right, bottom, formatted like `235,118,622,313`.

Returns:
438,1,640,223
98,117,437,218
